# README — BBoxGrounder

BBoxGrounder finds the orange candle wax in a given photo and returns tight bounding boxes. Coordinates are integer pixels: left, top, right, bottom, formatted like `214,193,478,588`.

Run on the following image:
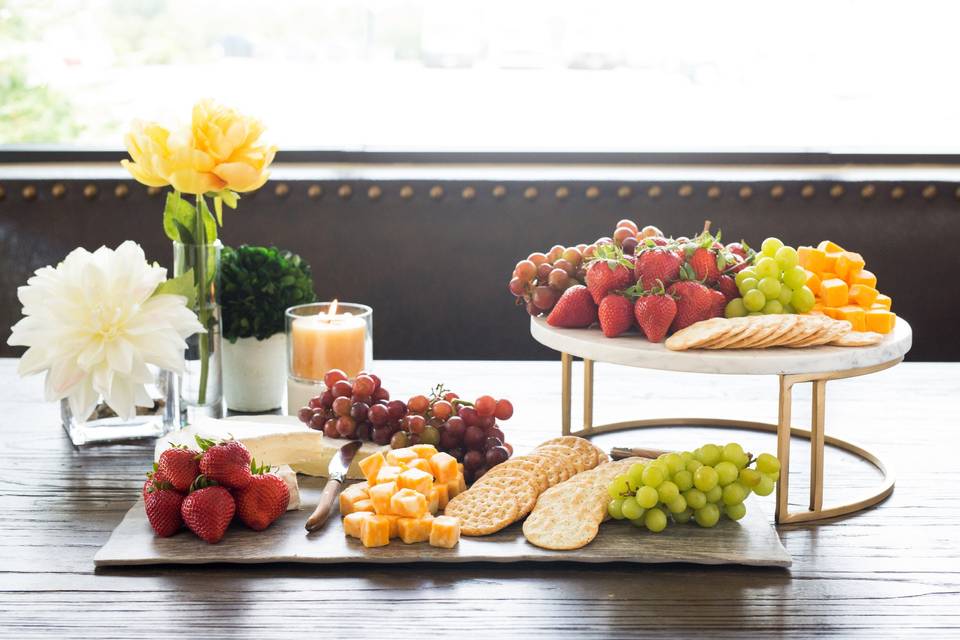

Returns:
291,311,367,380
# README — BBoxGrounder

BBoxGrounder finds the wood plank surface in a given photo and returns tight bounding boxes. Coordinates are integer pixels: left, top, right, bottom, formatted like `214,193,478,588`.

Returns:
1,358,959,638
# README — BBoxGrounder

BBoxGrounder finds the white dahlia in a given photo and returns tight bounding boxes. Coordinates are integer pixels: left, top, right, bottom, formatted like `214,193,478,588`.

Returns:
7,241,203,420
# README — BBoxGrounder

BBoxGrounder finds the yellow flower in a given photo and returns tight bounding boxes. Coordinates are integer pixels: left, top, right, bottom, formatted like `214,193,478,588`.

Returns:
121,120,226,195
190,99,277,193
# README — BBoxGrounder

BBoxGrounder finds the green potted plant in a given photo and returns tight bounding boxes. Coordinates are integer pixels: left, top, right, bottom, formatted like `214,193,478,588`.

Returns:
220,245,317,411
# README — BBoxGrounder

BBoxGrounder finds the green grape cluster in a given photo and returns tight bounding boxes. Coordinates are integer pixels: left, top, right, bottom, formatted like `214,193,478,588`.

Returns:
606,443,781,533
726,237,816,318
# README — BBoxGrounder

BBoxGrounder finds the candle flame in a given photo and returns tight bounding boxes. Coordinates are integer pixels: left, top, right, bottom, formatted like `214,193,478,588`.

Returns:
327,299,339,317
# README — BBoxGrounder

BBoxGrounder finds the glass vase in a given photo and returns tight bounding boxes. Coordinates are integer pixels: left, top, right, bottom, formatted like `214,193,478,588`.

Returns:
174,240,224,425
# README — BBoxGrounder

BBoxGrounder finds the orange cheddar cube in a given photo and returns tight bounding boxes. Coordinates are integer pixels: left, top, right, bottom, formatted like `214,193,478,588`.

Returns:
411,444,439,459
397,515,434,544
427,487,440,515
429,515,461,549
822,253,841,273
430,452,459,484
798,246,828,273
390,488,428,518
873,294,892,311
406,458,432,474
805,270,822,295
398,467,434,495
368,481,398,515
835,252,865,280
386,447,418,467
445,477,461,499
820,278,849,307
359,515,392,548
865,310,896,334
849,284,879,308
375,465,404,485
340,482,369,503
358,452,385,483
339,492,362,516
351,498,375,513
821,307,843,320
433,483,449,510
851,269,877,288
382,514,401,538
837,306,866,331
817,240,845,253
342,512,373,538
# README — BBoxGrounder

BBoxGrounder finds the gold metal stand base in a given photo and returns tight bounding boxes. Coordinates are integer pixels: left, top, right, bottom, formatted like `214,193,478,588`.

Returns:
560,353,900,525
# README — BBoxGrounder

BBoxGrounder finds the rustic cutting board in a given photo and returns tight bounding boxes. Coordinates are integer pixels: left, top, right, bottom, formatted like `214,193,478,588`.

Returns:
95,477,791,568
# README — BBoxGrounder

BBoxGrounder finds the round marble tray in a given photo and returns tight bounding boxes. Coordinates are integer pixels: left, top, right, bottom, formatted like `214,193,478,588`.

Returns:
530,316,912,376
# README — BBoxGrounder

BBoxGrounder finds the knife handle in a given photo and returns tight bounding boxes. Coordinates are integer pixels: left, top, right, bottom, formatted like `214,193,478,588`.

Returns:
610,446,670,460
305,477,342,532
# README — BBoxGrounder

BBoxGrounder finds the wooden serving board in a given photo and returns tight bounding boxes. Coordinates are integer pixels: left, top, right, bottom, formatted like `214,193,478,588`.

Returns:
96,477,791,568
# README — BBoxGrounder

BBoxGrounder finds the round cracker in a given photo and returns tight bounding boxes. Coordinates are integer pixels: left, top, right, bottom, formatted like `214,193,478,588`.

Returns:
789,319,851,348
750,314,801,348
830,330,883,347
482,457,550,493
665,317,735,351
444,484,520,536
536,444,588,474
473,470,539,517
728,315,788,348
701,317,754,349
778,315,832,347
538,436,605,469
523,453,569,486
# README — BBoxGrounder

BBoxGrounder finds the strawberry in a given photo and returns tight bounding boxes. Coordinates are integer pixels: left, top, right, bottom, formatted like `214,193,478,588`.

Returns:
635,247,682,290
717,275,739,301
688,247,721,284
181,481,236,544
597,294,634,338
156,445,200,492
633,288,677,343
709,289,727,318
197,437,253,489
236,465,290,531
667,280,717,332
585,245,634,304
144,482,184,538
546,285,598,328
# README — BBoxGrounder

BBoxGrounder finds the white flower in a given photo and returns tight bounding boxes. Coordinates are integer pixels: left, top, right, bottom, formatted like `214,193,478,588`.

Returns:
7,241,204,420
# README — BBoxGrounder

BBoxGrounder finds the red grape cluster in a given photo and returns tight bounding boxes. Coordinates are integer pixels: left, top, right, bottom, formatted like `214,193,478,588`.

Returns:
297,369,394,444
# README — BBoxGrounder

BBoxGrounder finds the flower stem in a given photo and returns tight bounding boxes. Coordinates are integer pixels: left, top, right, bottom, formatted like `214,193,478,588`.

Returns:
194,194,210,405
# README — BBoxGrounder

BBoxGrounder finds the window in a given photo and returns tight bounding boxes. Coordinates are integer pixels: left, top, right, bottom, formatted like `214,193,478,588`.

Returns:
2,0,958,154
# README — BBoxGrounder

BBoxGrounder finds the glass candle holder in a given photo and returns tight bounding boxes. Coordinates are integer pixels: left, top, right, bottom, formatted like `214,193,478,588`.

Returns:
285,301,373,415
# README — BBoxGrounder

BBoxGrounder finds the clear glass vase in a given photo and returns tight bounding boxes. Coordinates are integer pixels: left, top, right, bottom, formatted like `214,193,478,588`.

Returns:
174,240,224,425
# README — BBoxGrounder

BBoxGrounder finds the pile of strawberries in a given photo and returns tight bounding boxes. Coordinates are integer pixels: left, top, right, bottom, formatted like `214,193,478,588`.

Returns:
544,220,751,342
143,436,290,544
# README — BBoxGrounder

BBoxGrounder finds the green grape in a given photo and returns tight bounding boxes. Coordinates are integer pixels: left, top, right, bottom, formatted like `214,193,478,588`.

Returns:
791,286,816,313
737,277,759,296
665,494,688,514
756,453,781,475
608,475,630,499
783,303,796,313
694,503,721,528
679,451,694,463
762,300,783,315
705,485,723,503
635,485,659,509
626,463,646,488
722,482,748,506
739,467,762,488
777,285,794,306
715,461,739,486
735,268,757,286
755,256,780,279
694,466,719,492
782,265,807,290
742,289,766,312
775,245,799,270
683,489,707,510
760,237,784,257
673,469,694,492
658,481,680,503
725,503,747,521
663,453,684,475
641,465,665,488
608,498,626,519
721,442,745,463
697,444,721,466
630,516,647,528
685,459,703,473
758,277,781,300
673,508,694,524
754,474,775,496
621,496,644,520
644,507,668,533
762,471,779,482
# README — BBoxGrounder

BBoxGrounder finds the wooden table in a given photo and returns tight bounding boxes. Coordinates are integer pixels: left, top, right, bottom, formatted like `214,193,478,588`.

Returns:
1,358,958,638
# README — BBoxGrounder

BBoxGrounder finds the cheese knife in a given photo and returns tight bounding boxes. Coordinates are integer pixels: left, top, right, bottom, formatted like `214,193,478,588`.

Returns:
305,439,363,532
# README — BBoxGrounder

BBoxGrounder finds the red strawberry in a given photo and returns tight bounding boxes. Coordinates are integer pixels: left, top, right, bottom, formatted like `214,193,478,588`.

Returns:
709,289,727,318
144,482,184,538
181,483,236,544
585,246,634,304
598,294,634,338
688,247,721,284
667,281,717,332
635,247,682,290
717,275,739,301
633,290,677,343
726,242,748,260
546,285,598,328
236,467,290,531
197,437,253,489
157,446,200,492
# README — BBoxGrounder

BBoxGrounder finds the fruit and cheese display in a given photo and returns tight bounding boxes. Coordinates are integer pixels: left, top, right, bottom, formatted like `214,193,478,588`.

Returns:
339,445,465,548
145,437,292,543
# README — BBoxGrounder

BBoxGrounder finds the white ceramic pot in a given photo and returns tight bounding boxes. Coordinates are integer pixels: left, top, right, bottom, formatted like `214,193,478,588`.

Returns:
222,333,286,412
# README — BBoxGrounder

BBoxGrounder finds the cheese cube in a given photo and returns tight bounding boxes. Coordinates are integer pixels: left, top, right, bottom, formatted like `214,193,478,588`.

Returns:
835,252,865,280
390,488,428,518
433,483,449,510
382,514,401,538
375,465,403,485
386,447,418,467
358,453,386,483
805,270,822,296
406,458,432,474
430,452,459,483
445,477,461,499
849,284,879,308
339,492,359,516
410,444,439,459
397,467,434,495
342,512,373,538
820,278,849,307
352,498,375,513
798,246,828,273
457,473,466,494
397,515,434,544
429,515,461,549
368,481,398,515
873,294,892,311
822,253,841,273
851,269,877,288
360,515,391,548
821,307,843,320
817,240,845,253
837,306,867,331
865,310,896,334
427,488,440,515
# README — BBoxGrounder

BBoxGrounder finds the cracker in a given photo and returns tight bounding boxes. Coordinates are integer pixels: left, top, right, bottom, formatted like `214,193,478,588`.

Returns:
535,444,588,474
778,315,832,346
701,317,753,349
444,484,520,536
522,500,600,550
789,319,851,347
830,330,884,347
727,315,786,349
750,314,801,348
482,457,550,493
539,436,606,468
665,317,737,351
474,467,539,517
524,452,569,486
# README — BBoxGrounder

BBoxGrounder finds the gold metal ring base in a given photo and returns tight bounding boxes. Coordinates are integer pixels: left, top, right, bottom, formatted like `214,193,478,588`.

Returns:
559,353,900,525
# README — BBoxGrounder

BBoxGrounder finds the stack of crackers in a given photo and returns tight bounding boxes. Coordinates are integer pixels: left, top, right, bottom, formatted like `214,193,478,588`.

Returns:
665,315,884,351
444,436,608,537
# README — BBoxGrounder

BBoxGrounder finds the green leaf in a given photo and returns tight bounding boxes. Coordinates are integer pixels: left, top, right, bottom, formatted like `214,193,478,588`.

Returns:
172,219,195,245
162,192,196,242
152,268,198,308
218,189,239,209
213,196,224,226
197,195,217,243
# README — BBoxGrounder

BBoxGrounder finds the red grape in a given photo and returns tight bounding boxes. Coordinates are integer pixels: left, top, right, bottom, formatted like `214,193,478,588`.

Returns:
408,395,429,414
477,415,495,430
368,403,388,426
445,416,465,438
562,247,583,267
390,431,409,449
464,426,485,450
372,387,390,402
617,219,639,233
358,372,381,391
547,268,570,289
323,418,339,438
514,259,536,282
504,442,513,456
353,374,376,397
528,252,548,266
408,414,426,434
622,236,638,255
319,390,334,409
406,433,421,445
475,395,496,417
308,412,326,430
447,447,465,461
432,400,453,420
526,300,540,316
308,396,323,410
356,421,372,441
547,245,564,262
331,380,353,398
613,226,634,245
483,436,503,452
350,402,369,422
494,399,513,421
439,430,460,450
386,400,406,421
531,286,559,311
336,416,357,438
485,446,509,467
372,426,392,446
488,426,505,443
297,407,312,423
443,392,459,402
420,426,440,446
458,406,479,426
351,394,372,405
508,277,526,297
536,262,553,281
332,396,351,417
463,450,484,470
323,369,348,388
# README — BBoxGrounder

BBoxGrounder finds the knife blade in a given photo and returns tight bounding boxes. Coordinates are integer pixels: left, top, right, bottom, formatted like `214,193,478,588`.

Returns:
305,439,363,532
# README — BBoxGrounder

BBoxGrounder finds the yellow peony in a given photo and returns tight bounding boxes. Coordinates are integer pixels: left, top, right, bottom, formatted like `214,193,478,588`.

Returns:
191,99,277,193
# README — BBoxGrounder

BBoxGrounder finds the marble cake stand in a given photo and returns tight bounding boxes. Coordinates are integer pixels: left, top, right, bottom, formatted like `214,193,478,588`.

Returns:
530,316,913,525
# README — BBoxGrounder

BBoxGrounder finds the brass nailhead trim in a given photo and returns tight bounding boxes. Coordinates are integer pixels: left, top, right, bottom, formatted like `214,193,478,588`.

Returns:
922,185,937,200
585,186,600,200
399,185,414,199
555,186,569,200
829,184,844,199
274,183,290,198
51,183,67,199
429,185,444,199
707,186,721,199
647,185,662,199
307,185,323,199
367,185,382,200
891,186,905,200
83,184,98,200
461,186,476,200
114,184,129,199
678,184,693,198
617,186,632,199
770,185,784,199
22,185,38,201
861,184,876,199
338,184,353,199
492,185,507,199
739,185,753,200
801,184,816,199
147,186,163,197
524,186,539,200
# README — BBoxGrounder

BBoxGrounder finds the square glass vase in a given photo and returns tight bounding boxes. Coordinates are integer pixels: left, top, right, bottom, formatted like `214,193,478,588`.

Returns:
60,368,178,446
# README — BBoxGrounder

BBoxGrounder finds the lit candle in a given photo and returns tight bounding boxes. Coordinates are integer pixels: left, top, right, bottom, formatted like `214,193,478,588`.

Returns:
290,300,367,380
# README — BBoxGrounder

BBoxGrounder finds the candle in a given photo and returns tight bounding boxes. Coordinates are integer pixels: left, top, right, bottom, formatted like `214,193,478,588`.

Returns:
291,300,368,379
